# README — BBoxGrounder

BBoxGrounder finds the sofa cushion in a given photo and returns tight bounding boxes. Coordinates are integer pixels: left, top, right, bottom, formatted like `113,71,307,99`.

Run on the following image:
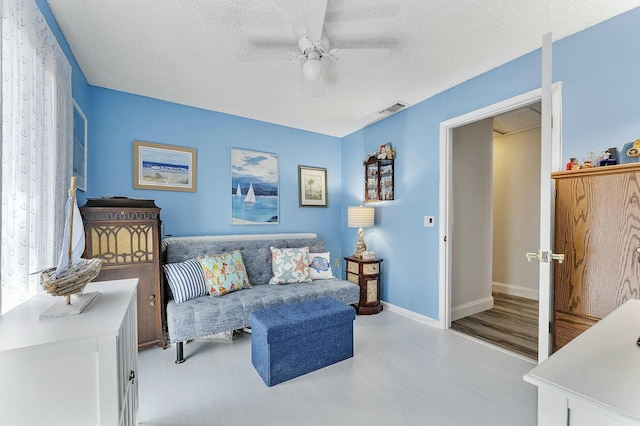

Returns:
163,258,207,304
198,250,251,297
269,246,312,284
165,278,360,343
307,252,334,280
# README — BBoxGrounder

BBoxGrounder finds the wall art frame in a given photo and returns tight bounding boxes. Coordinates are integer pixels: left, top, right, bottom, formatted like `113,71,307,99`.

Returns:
72,99,88,191
298,165,327,207
231,148,279,225
133,140,197,192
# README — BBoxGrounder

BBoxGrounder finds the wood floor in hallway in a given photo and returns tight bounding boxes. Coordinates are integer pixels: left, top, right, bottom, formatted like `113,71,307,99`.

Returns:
451,292,539,360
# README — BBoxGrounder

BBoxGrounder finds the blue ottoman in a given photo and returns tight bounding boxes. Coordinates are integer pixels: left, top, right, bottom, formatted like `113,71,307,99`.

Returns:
249,297,356,386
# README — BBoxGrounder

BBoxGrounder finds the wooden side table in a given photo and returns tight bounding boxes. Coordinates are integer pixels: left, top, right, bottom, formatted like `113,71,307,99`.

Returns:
344,256,383,314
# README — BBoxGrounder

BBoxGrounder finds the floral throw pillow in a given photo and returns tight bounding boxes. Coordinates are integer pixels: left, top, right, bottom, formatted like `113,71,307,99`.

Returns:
197,250,251,297
269,246,312,284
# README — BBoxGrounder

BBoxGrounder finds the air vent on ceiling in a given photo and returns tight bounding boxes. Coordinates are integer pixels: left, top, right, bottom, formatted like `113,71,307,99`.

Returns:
378,101,408,116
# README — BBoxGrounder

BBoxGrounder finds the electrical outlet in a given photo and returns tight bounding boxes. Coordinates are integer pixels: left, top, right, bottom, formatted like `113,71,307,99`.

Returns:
424,215,435,227
334,259,340,268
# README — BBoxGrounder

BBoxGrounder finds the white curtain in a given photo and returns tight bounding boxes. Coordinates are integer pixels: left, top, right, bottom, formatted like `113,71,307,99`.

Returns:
1,0,72,313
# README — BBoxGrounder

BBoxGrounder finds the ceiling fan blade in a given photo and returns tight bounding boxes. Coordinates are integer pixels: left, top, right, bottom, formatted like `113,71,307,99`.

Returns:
305,0,328,45
310,76,325,98
329,48,390,62
237,52,299,62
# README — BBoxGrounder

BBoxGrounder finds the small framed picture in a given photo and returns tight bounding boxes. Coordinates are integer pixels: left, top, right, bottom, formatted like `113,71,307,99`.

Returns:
298,166,327,207
72,100,88,191
133,140,197,192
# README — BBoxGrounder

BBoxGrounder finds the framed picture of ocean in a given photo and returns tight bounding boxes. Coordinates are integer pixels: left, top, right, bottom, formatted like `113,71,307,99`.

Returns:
230,148,279,225
133,140,197,192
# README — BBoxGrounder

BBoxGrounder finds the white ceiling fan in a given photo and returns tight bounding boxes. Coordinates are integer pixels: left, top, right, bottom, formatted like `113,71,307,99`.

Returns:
237,0,391,97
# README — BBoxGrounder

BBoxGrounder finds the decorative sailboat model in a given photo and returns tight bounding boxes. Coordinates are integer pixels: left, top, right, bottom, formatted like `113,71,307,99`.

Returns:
39,177,102,318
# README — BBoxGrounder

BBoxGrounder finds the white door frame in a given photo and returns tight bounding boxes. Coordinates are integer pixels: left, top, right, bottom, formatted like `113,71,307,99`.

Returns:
437,84,562,361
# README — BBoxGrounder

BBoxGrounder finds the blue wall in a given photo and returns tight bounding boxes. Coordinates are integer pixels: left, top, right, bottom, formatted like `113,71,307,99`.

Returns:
84,88,345,260
36,0,640,320
554,8,640,162
342,50,543,317
342,7,640,319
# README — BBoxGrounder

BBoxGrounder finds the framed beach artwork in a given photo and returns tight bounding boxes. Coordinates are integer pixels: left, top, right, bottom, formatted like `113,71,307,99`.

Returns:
133,140,197,192
72,100,87,191
231,148,279,225
298,166,327,207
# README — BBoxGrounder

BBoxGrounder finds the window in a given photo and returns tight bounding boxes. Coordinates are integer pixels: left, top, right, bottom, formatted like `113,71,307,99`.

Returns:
1,0,72,313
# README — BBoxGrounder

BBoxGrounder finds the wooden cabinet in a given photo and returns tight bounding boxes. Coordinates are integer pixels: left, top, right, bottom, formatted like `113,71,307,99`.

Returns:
552,163,640,352
80,198,165,349
365,157,394,202
344,256,383,314
0,279,139,426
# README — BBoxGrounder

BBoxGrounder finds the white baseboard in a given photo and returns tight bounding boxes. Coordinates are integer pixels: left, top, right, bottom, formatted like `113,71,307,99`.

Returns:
381,300,440,329
492,281,539,300
451,296,494,321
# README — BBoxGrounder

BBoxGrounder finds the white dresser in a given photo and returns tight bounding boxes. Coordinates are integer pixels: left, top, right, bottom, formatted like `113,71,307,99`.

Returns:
524,299,640,426
0,279,139,426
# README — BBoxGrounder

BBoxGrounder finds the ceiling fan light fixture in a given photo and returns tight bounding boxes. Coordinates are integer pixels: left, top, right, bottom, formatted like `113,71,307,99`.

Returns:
303,58,323,81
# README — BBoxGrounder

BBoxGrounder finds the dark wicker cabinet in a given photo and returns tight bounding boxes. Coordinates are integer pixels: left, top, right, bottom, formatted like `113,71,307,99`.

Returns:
344,256,383,314
80,198,166,350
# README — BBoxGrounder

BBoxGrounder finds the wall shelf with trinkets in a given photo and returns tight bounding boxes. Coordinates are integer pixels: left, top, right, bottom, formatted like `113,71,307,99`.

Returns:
364,144,395,203
364,157,394,202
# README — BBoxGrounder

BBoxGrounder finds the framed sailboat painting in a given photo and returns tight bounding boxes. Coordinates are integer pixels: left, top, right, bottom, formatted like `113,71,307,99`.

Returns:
230,148,279,225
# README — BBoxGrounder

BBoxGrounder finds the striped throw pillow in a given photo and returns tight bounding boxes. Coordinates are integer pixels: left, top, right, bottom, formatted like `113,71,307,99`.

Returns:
163,258,207,304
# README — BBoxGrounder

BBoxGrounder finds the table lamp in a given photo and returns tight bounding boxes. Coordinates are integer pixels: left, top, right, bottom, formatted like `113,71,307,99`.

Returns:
348,206,375,258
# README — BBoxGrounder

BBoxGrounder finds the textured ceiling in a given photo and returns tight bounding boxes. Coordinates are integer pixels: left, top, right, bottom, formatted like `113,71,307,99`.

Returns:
46,0,640,137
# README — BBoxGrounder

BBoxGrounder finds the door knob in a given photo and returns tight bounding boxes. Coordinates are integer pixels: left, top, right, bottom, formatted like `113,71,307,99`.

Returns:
526,250,565,263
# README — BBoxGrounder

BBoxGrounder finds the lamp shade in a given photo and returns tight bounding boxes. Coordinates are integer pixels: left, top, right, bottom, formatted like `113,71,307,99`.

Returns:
348,206,374,228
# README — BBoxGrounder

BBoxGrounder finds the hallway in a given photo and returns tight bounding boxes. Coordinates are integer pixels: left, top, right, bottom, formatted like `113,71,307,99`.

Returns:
451,293,538,360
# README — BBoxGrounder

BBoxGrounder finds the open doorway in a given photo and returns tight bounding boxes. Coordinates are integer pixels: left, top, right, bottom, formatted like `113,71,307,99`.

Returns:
438,84,562,363
449,103,541,360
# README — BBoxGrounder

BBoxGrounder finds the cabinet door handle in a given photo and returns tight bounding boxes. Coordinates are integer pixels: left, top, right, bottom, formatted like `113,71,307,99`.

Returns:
129,370,135,382
150,294,155,306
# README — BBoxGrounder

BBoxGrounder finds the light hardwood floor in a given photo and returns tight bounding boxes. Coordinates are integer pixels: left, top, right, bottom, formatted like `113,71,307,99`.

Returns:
450,293,539,360
138,309,537,425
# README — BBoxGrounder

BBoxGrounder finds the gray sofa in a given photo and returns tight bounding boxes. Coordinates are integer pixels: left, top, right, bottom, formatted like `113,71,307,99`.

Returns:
161,233,360,363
